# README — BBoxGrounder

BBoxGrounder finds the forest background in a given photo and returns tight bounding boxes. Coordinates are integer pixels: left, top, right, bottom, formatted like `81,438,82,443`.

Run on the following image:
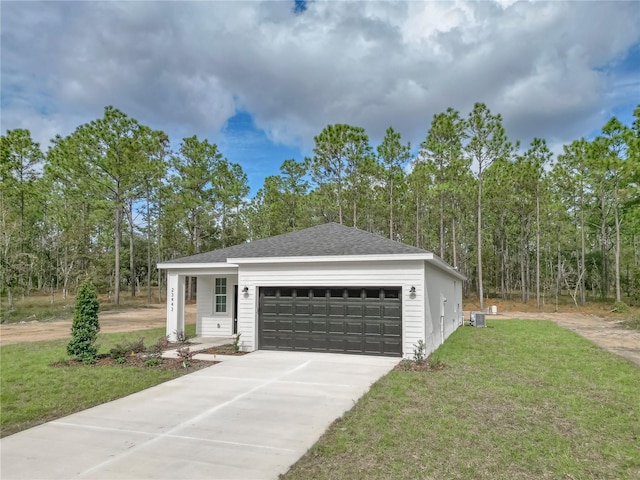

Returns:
1,101,639,316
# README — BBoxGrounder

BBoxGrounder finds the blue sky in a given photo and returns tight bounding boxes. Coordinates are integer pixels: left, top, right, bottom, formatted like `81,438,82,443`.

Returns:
1,0,639,195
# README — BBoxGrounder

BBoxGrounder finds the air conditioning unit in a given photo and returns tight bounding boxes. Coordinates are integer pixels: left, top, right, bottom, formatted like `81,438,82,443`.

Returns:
470,312,486,328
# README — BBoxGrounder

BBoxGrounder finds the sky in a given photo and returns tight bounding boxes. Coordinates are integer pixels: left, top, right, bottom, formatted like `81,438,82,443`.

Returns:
2,0,639,195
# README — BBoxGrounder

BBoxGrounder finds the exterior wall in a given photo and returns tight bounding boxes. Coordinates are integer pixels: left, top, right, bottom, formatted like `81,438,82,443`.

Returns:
236,260,425,358
196,274,236,337
424,263,463,354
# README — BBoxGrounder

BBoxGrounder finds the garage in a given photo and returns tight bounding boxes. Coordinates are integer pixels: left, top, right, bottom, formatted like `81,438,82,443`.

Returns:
258,286,402,356
160,222,465,359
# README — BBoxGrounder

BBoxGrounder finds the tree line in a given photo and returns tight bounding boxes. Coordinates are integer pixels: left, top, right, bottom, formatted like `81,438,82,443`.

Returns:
1,103,639,309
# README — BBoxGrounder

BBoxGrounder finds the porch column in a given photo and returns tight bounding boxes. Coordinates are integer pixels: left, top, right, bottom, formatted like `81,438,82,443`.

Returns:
166,272,185,341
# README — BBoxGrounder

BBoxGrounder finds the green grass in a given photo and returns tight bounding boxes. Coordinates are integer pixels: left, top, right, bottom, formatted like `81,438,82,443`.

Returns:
0,324,196,437
283,320,640,480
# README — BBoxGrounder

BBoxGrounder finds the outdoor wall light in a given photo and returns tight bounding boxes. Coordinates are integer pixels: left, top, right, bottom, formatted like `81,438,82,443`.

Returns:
409,286,416,294
242,286,249,294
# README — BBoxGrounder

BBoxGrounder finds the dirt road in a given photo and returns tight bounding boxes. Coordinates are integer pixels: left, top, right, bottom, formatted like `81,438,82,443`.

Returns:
0,305,196,346
1,307,638,367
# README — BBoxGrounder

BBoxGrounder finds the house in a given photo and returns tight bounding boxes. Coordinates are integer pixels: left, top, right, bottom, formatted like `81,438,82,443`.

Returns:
157,222,465,359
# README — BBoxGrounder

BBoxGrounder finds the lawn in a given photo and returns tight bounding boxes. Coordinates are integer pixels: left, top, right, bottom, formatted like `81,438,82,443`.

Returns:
0,324,196,438
283,320,640,480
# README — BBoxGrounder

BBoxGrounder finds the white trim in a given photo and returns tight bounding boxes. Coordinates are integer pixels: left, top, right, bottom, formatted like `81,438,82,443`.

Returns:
425,255,467,281
159,253,465,281
227,253,432,264
157,262,239,270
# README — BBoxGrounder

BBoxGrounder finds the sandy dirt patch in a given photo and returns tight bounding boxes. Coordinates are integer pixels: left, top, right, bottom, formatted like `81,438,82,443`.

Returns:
0,305,196,346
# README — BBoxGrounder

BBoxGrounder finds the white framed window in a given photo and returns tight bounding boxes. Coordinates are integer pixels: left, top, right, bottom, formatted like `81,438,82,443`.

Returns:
215,278,227,313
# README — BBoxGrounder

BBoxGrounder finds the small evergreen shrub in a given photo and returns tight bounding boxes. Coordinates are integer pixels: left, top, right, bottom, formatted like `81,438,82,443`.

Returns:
413,339,426,364
232,333,242,353
67,281,100,362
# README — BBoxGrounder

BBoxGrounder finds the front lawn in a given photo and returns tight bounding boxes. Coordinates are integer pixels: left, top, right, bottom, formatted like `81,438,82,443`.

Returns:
283,320,640,480
0,324,197,437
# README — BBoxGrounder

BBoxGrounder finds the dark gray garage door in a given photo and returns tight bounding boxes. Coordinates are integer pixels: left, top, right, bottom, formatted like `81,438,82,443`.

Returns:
258,287,402,356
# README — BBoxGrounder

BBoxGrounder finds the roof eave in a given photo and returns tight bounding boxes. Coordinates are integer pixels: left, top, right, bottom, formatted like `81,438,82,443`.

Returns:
157,262,238,270
227,253,433,264
426,255,467,281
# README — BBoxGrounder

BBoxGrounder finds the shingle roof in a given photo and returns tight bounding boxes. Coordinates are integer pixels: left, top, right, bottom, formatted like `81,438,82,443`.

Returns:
162,222,430,264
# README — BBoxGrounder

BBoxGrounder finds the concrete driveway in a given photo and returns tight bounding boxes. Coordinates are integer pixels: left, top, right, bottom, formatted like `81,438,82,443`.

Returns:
0,351,399,480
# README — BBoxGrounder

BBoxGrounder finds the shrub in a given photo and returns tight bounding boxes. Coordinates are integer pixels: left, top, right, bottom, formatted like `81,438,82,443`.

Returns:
176,347,195,368
145,357,162,367
145,336,168,359
174,330,191,345
413,339,426,364
67,281,100,362
109,338,145,360
232,333,242,353
611,301,630,314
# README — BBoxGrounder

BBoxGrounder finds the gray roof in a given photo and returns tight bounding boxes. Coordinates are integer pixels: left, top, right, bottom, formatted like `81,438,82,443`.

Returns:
162,222,430,264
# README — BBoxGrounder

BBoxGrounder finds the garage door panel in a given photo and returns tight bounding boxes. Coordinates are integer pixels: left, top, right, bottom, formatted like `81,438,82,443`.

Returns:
311,303,327,315
309,336,328,351
364,322,383,335
311,320,327,333
382,305,401,319
364,305,382,318
259,287,402,357
363,339,384,354
345,321,363,334
262,303,278,315
328,321,344,334
277,319,293,332
344,337,365,353
384,323,402,337
262,319,278,331
294,319,310,331
295,303,311,315
328,337,347,352
278,304,293,315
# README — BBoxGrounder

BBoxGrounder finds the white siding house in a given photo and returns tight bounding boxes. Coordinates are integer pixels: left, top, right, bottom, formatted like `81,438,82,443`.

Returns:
158,223,465,359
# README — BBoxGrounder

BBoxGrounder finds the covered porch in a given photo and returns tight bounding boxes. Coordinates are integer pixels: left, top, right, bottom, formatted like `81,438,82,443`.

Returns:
163,265,239,342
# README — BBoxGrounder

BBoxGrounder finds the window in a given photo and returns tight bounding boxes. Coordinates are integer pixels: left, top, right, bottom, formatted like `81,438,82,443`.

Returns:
279,288,294,298
215,278,227,313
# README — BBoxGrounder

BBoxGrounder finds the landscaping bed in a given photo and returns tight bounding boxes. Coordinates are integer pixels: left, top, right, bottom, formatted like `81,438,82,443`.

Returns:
51,354,217,372
199,344,249,356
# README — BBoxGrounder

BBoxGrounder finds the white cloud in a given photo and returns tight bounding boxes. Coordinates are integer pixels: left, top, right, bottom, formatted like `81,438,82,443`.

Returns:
1,0,638,153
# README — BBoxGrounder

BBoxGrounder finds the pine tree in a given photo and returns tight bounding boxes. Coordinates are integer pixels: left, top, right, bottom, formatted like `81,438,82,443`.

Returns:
67,281,100,362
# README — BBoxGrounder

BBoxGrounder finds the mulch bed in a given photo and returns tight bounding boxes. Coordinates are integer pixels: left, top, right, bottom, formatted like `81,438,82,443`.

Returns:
51,354,218,372
198,344,249,356
394,359,446,372
49,342,248,371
